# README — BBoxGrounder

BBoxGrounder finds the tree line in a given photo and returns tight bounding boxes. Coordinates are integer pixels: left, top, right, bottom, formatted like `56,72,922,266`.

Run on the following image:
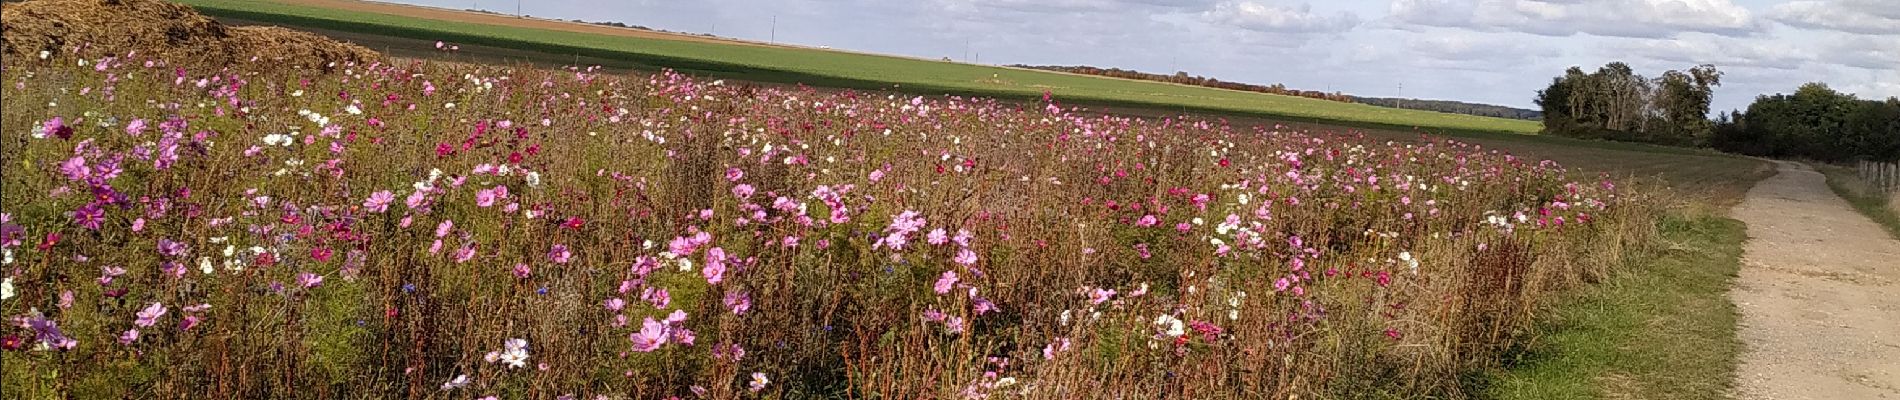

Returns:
1536,62,1898,161
1348,96,1542,120
1711,83,1900,162
1535,62,1724,146
1013,65,1542,120
1012,64,1354,102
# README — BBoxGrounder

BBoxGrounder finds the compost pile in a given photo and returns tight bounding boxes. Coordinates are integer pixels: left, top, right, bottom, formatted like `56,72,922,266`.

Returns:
1,0,379,69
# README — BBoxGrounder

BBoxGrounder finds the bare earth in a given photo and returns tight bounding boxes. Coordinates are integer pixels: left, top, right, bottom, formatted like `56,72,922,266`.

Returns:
1731,161,1900,399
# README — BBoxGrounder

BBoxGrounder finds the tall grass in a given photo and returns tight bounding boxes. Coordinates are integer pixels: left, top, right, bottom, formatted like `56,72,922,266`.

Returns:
0,50,1655,399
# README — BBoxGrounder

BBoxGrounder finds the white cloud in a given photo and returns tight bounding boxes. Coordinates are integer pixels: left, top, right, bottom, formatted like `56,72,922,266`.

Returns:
1390,0,1764,38
1826,35,1900,70
1607,34,1814,70
1768,0,1900,35
1410,32,1561,61
1206,1,1361,33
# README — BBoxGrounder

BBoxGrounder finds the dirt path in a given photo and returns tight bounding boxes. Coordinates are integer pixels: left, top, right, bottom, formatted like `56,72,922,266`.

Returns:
1731,160,1900,399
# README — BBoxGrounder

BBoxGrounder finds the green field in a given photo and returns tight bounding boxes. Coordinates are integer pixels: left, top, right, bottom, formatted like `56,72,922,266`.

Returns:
175,0,1543,135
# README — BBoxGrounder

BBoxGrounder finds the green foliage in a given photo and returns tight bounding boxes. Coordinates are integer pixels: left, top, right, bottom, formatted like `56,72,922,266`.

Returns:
1711,83,1900,162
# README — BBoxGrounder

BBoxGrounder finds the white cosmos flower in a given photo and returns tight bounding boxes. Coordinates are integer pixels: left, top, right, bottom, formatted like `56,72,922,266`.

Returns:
1154,314,1185,337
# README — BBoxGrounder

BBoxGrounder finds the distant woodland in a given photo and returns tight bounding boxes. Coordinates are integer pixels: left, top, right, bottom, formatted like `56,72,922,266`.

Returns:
1012,65,1542,120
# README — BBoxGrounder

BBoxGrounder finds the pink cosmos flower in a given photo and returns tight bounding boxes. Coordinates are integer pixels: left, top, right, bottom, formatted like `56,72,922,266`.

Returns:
405,190,429,209
135,302,167,327
549,244,572,264
702,247,727,284
454,245,476,263
724,291,751,315
297,272,324,289
632,318,667,352
642,287,671,308
125,119,148,136
475,188,498,207
513,263,532,279
434,219,454,238
953,248,978,266
1089,288,1116,305
1043,338,1071,360
604,298,626,311
926,228,948,245
934,270,959,294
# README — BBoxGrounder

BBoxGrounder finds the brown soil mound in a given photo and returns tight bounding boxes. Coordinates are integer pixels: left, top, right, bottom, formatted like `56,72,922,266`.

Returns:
1,0,378,69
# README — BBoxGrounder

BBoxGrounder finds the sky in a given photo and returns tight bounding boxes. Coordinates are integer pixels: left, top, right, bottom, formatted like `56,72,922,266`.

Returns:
392,0,1897,111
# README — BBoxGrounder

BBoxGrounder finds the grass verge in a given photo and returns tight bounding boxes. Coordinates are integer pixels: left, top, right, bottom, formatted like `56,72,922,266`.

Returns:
1477,211,1746,400
1814,164,1900,240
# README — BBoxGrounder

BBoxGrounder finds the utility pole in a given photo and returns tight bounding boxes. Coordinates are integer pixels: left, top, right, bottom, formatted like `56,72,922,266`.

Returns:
515,0,522,17
1397,82,1404,108
771,15,777,43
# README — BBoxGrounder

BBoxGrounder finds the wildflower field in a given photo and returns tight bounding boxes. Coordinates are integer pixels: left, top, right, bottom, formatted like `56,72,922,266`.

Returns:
1,50,1658,399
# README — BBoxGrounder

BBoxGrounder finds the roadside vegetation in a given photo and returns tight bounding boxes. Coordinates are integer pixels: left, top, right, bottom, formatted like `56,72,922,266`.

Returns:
1479,210,1746,400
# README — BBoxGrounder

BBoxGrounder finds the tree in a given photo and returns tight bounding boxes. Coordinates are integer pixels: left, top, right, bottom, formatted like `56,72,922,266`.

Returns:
1713,83,1897,162
1537,62,1717,145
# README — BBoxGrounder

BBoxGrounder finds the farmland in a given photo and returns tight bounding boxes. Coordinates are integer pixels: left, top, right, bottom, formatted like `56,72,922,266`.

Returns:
171,0,1544,135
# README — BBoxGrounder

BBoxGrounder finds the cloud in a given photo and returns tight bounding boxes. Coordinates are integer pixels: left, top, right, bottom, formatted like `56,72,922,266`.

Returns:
1768,0,1900,35
1607,34,1814,70
1389,0,1764,38
1409,32,1561,62
1826,35,1900,70
1205,1,1361,33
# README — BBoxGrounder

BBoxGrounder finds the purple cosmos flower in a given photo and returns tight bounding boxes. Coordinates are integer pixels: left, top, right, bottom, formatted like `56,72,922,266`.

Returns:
73,203,105,230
